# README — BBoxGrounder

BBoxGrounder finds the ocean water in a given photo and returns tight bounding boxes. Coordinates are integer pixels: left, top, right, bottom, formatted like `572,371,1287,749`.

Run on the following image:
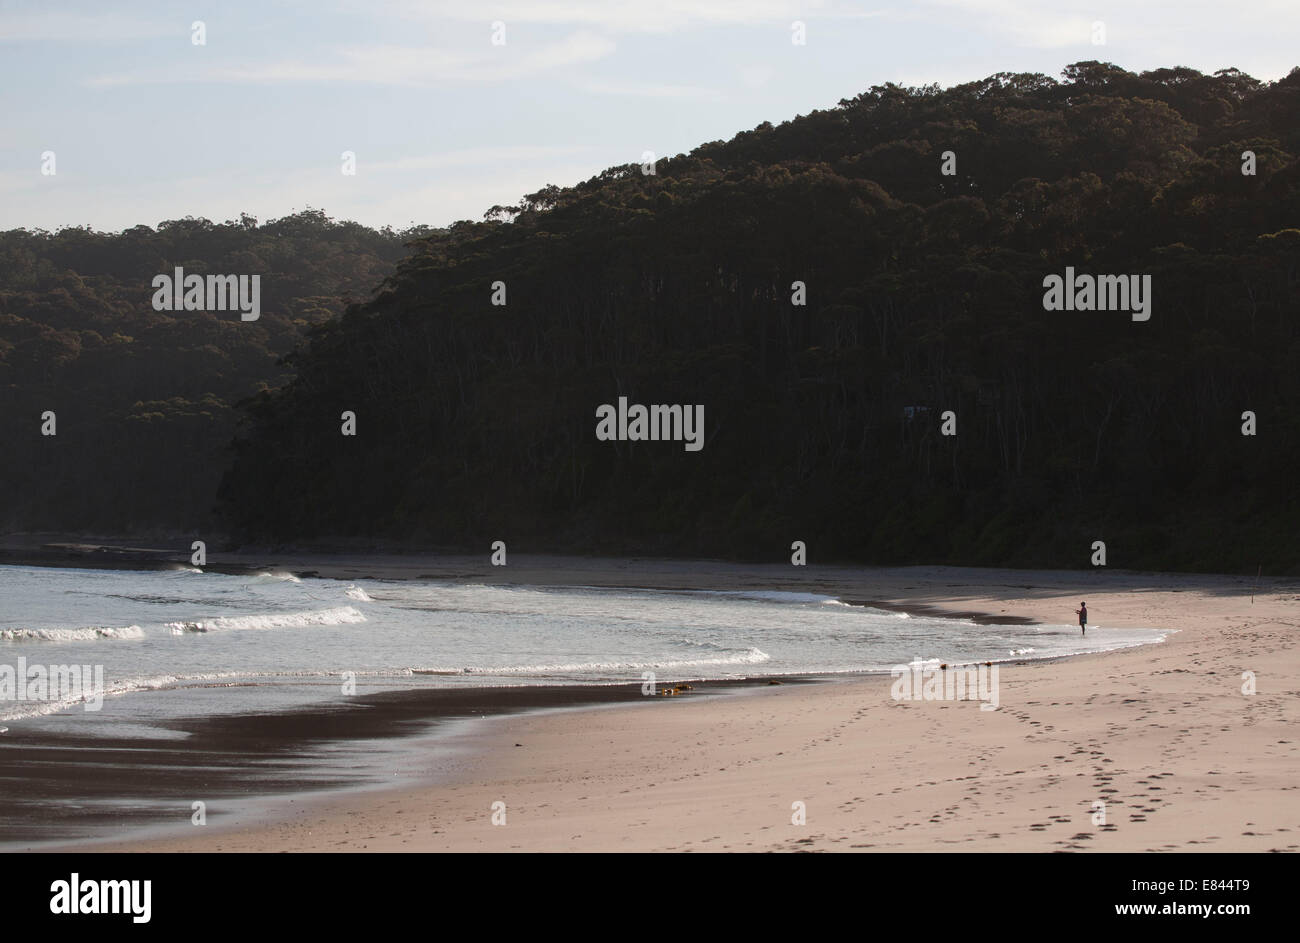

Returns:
0,563,1169,734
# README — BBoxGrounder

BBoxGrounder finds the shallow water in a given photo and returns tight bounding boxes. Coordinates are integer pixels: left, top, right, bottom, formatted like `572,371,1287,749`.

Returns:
0,563,1167,734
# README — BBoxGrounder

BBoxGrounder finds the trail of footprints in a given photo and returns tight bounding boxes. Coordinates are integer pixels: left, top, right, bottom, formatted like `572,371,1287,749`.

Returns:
701,637,1295,852
897,692,1192,850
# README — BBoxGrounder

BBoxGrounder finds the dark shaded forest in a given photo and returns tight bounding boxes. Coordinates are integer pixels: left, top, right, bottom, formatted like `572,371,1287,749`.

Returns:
0,210,429,534
8,62,1300,572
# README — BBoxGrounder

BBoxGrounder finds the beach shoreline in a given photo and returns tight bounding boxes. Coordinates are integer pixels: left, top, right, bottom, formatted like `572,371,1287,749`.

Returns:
2,674,825,851
6,554,1294,853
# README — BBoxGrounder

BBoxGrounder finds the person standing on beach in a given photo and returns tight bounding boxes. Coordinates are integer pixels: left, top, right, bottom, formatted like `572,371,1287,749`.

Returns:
1075,601,1088,635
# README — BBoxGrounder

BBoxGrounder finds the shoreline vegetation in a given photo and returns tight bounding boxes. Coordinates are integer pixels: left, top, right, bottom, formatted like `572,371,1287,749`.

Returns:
3,64,1299,574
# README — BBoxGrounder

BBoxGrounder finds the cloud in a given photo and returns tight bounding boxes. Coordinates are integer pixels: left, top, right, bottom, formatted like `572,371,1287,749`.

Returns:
365,145,595,173
578,80,728,101
0,10,174,43
907,0,1300,52
0,169,46,197
738,65,775,89
372,0,882,33
86,30,616,88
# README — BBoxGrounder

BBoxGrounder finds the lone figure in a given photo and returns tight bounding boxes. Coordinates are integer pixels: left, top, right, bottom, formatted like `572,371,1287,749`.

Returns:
1075,601,1088,635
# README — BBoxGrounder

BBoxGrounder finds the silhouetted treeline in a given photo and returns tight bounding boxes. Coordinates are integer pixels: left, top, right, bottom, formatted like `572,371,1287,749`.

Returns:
0,210,431,534
218,63,1300,572
9,62,1300,573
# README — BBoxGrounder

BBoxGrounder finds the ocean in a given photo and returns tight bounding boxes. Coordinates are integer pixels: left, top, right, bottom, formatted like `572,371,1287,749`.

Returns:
0,562,1168,730
0,562,1168,843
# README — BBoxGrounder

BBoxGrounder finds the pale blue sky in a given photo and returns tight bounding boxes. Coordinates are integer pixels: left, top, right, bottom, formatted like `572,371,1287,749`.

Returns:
2,0,1295,233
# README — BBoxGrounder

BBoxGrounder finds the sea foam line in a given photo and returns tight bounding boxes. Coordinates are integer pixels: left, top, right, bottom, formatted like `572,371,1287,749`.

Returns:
413,647,772,676
166,606,366,633
0,625,145,643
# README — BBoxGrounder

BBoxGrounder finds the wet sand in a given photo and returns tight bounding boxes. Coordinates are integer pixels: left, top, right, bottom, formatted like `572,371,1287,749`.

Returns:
1,674,798,847
7,554,1294,853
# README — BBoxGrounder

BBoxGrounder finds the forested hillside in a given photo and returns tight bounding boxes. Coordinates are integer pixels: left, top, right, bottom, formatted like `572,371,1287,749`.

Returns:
8,62,1300,572
0,211,427,533
217,63,1300,571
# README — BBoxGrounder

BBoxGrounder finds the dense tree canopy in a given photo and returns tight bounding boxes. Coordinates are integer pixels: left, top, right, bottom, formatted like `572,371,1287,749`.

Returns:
0,210,429,534
218,62,1300,572
8,63,1300,573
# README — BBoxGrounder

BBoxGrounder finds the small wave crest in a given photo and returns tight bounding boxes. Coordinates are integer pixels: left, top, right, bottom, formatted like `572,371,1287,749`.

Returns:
698,590,848,606
0,673,175,722
1,625,145,643
413,647,771,676
345,585,374,602
166,606,366,634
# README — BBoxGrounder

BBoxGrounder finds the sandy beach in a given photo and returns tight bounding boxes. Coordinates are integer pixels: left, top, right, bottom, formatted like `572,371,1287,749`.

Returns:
22,555,1295,854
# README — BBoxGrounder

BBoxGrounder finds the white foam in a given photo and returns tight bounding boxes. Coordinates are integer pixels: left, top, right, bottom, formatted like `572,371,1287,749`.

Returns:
345,585,374,602
166,606,366,633
166,667,414,682
0,625,145,643
252,571,302,583
0,672,178,722
895,657,947,671
700,590,844,605
414,647,772,676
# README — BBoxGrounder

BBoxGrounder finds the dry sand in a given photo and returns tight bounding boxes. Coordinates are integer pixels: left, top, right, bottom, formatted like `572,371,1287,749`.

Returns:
47,559,1300,853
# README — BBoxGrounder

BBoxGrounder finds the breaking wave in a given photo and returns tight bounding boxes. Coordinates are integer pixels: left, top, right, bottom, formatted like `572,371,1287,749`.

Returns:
0,625,145,643
166,606,366,633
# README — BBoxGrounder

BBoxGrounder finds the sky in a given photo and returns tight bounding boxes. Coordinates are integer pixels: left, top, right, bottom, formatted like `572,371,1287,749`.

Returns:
1,0,1296,233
